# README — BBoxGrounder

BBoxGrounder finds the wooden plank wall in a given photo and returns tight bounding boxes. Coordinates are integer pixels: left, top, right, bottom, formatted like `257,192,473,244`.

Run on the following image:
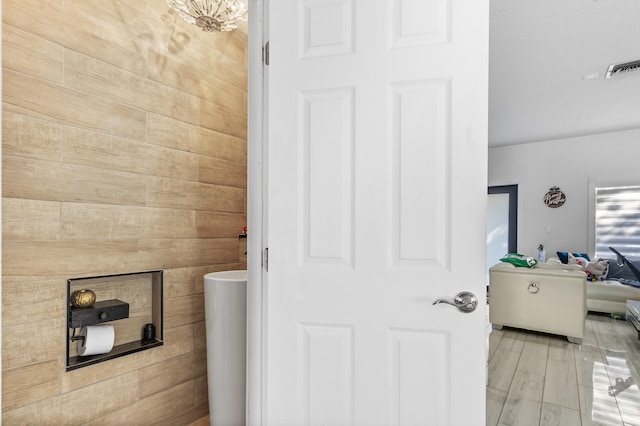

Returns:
2,0,248,423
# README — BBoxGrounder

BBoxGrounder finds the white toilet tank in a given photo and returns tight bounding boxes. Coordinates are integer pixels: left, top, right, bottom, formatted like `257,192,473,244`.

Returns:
204,270,247,426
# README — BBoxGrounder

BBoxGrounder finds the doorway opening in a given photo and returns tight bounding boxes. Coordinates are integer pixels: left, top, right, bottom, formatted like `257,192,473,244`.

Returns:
487,184,518,285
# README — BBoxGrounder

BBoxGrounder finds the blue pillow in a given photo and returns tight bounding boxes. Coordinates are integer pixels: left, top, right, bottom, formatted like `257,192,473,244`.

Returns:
557,251,590,264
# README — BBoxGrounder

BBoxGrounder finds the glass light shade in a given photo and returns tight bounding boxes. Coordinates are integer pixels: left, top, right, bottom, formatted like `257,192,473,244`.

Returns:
167,0,248,32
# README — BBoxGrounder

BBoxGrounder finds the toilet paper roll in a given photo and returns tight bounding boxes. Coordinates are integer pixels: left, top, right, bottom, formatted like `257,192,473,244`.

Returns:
78,325,115,356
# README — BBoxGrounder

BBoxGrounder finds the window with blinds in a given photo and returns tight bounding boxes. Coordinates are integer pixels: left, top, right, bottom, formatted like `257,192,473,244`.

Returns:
595,184,640,260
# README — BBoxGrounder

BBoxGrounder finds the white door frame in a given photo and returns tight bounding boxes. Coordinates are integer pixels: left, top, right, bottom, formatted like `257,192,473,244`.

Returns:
246,0,266,424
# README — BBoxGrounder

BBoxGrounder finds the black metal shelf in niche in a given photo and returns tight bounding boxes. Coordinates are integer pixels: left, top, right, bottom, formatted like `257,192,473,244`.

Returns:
69,299,130,328
66,270,163,372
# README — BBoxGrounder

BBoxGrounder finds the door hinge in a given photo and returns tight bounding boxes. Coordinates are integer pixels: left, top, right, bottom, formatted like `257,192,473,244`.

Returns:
263,247,269,271
264,41,269,65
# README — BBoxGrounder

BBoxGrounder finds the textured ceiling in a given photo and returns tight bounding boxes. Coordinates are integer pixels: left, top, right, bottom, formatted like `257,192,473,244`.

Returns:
489,0,640,147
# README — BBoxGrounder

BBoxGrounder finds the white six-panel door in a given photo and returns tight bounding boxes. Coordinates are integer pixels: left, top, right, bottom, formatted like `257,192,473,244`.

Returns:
260,0,489,424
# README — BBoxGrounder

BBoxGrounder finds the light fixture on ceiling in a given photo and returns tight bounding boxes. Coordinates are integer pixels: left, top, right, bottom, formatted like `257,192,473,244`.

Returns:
605,58,640,79
166,0,248,32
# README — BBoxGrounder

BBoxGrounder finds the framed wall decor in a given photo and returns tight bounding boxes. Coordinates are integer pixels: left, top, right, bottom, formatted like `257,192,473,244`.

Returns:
544,186,566,208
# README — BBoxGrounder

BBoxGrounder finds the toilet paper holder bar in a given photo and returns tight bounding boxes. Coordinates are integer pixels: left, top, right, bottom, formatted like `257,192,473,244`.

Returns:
70,328,85,343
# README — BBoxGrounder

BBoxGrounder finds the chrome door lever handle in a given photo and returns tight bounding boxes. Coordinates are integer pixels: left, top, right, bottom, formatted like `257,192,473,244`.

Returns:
433,291,478,313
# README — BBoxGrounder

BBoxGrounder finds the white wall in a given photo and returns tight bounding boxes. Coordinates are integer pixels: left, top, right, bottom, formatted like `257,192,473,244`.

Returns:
488,128,640,260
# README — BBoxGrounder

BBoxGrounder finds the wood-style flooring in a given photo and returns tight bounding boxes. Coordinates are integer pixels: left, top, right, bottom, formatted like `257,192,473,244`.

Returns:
487,312,640,425
188,416,210,426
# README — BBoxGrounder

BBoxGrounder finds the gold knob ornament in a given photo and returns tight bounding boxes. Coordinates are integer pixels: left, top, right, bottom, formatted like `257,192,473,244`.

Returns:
70,289,96,309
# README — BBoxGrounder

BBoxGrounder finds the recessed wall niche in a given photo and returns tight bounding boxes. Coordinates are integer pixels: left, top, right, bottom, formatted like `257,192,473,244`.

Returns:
66,270,163,371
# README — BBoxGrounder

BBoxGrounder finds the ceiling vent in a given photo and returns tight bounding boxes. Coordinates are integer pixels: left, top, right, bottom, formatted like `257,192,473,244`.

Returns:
606,59,640,79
